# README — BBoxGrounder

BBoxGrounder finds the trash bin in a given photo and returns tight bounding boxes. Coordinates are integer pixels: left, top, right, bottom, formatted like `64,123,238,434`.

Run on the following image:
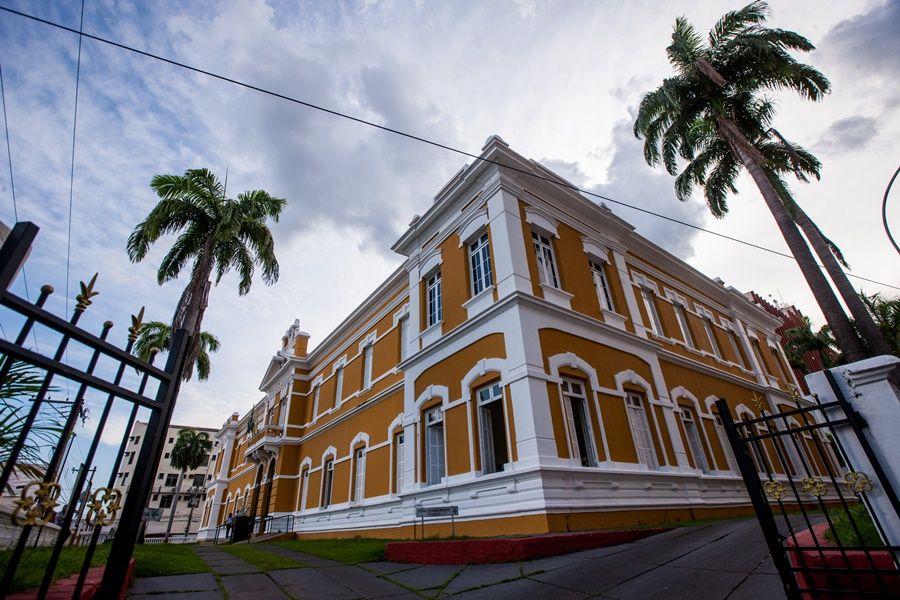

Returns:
231,515,253,543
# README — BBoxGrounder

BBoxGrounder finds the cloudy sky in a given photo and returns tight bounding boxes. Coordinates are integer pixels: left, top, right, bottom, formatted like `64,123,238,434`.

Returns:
0,0,897,488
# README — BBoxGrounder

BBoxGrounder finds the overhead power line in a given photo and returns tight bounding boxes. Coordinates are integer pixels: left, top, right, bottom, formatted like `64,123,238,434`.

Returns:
0,4,897,292
64,0,86,320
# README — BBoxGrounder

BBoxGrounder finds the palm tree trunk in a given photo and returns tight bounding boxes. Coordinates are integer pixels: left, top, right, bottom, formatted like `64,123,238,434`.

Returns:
172,240,214,379
164,469,185,543
717,117,867,363
788,203,892,356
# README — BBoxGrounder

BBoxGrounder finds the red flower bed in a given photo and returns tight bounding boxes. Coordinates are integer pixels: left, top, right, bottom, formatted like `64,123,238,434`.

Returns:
786,523,900,599
385,528,668,564
8,558,135,600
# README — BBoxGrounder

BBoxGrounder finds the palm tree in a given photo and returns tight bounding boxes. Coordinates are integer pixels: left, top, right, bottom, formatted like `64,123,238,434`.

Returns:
763,132,893,356
163,428,212,543
860,293,899,356
127,168,285,379
132,321,221,381
783,317,838,373
634,1,867,362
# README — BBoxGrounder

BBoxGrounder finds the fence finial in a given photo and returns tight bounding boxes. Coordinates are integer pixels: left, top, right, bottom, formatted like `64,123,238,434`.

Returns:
75,273,99,312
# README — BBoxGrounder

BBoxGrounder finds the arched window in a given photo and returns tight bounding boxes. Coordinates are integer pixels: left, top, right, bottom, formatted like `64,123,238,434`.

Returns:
679,405,710,473
321,458,334,508
424,406,445,485
393,430,406,494
625,391,658,470
299,466,310,511
475,382,509,474
352,446,367,503
712,411,737,472
561,378,597,467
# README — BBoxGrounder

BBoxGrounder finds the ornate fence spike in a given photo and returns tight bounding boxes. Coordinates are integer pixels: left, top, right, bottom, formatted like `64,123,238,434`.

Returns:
75,273,100,312
751,392,766,413
844,471,874,495
787,385,802,403
128,306,146,342
11,481,61,526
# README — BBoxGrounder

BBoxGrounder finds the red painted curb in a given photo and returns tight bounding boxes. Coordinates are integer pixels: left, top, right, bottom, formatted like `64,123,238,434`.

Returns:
8,558,135,600
385,528,669,564
786,523,900,598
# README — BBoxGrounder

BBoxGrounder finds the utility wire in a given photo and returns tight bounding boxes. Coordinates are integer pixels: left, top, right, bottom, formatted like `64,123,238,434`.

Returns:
0,60,41,350
0,4,897,292
64,0,85,322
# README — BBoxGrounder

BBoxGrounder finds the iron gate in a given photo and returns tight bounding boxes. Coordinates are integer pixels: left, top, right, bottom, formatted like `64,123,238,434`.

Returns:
0,222,191,598
717,385,900,598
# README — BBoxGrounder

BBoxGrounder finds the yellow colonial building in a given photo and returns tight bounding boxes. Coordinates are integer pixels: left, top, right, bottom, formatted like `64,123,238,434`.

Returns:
197,136,824,540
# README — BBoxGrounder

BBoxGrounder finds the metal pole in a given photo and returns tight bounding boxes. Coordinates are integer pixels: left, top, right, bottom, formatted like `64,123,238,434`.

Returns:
70,465,96,546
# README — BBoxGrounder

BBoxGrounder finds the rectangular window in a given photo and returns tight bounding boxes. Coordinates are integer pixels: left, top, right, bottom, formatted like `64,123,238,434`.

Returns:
714,414,737,471
334,366,344,406
476,383,509,474
128,453,134,465
192,474,205,487
299,468,309,511
561,378,597,467
639,288,665,337
703,317,723,359
425,407,446,485
164,473,178,487
531,231,560,288
626,392,659,470
426,272,442,327
681,409,709,473
353,448,366,502
590,261,615,312
321,459,334,508
399,316,409,361
394,431,405,494
469,232,493,296
673,303,696,349
362,344,374,389
159,494,173,509
769,346,789,382
312,384,321,418
750,338,771,376
727,329,748,369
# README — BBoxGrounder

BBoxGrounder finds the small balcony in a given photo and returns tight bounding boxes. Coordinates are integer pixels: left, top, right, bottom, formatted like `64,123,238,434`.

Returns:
243,424,283,462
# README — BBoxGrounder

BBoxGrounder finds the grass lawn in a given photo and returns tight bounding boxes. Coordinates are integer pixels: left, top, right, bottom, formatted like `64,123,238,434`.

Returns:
0,543,209,592
219,543,304,570
274,538,388,564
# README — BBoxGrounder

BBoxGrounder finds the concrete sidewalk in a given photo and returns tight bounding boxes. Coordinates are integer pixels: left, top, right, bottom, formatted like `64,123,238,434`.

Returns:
127,518,785,599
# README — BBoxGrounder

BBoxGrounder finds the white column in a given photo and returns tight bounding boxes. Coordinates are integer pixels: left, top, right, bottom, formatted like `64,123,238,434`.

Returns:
485,173,533,298
405,264,422,358
612,250,646,339
648,359,690,469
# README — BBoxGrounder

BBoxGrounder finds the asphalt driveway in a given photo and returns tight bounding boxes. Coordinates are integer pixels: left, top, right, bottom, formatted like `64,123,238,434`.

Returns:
128,517,784,599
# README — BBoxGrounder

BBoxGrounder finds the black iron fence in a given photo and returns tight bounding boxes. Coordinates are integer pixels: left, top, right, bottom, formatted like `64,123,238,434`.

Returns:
0,222,192,598
717,386,900,598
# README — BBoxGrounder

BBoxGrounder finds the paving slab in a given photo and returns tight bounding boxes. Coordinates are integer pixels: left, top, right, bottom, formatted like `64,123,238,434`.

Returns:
362,561,421,575
520,551,593,575
530,553,655,593
452,577,589,599
440,563,524,595
219,573,289,599
129,573,219,595
728,572,787,600
601,564,747,599
130,592,223,600
320,565,412,597
386,564,462,590
258,544,343,567
268,568,358,599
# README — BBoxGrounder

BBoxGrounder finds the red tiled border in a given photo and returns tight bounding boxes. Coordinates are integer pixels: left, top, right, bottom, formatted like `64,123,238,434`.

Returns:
8,558,135,600
385,528,669,564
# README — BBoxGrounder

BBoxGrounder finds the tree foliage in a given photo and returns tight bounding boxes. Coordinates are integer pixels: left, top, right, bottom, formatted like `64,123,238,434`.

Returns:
132,321,221,381
169,428,213,473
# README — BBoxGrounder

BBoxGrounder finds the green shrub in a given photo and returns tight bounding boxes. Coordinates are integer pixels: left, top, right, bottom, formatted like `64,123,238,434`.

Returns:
824,503,884,547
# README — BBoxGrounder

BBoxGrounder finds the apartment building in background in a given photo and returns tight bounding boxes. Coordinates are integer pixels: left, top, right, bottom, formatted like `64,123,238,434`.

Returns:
113,421,219,539
196,136,839,540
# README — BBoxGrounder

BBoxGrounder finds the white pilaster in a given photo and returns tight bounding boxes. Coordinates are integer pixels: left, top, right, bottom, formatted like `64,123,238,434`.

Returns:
612,250,646,339
484,173,533,298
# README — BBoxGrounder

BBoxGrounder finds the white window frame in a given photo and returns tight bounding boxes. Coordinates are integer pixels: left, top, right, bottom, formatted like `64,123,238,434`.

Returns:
469,232,493,296
424,407,445,486
625,392,659,470
321,459,334,508
560,378,598,467
531,231,560,288
362,344,373,390
353,447,366,503
399,316,409,361
703,317,723,359
680,408,709,473
425,271,442,327
299,468,310,512
673,302,696,349
714,414,737,472
727,327,748,369
590,260,615,312
476,382,508,474
394,431,405,494
334,366,344,407
640,288,665,337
